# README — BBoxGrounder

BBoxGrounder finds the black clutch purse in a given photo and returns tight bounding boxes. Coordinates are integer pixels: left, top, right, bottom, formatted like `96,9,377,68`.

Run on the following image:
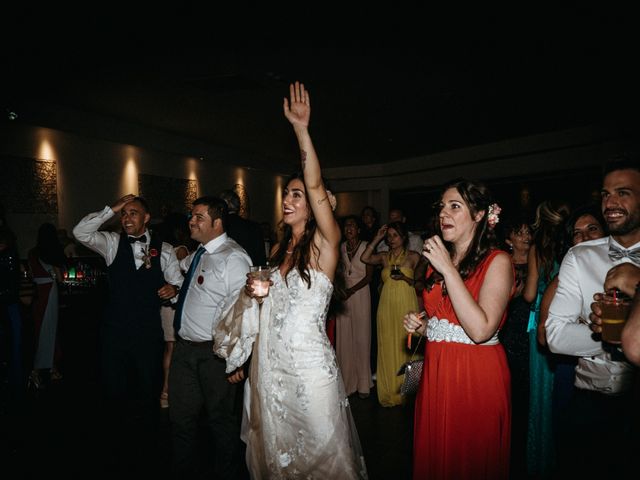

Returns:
397,326,425,396
398,358,424,396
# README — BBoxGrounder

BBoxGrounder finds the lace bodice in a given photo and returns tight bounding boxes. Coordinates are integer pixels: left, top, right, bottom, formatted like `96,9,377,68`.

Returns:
266,268,337,373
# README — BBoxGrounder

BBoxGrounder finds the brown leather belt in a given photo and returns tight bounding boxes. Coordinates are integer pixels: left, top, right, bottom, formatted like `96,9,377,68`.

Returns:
176,336,213,347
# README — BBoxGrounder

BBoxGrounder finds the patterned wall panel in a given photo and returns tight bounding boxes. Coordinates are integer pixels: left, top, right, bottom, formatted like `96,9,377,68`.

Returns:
234,183,249,219
0,156,58,214
137,173,198,219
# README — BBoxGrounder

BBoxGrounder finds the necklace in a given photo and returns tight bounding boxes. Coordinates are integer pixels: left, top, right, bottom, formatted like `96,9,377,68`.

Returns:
388,248,407,271
345,240,362,276
286,238,296,255
346,240,361,258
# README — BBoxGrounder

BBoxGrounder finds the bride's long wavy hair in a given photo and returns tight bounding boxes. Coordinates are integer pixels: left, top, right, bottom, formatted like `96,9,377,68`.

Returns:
269,172,324,288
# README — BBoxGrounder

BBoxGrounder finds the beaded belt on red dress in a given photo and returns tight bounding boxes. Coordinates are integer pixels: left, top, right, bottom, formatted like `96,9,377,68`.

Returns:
426,317,500,345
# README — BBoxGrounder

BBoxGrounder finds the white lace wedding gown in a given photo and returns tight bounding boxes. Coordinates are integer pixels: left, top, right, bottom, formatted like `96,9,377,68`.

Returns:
215,268,368,479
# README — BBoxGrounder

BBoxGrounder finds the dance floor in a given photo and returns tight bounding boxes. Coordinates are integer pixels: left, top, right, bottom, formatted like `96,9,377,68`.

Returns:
1,294,413,479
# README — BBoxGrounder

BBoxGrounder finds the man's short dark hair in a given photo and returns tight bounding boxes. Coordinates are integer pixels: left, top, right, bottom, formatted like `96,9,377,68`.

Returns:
193,196,228,230
132,196,151,214
603,151,640,177
218,189,241,214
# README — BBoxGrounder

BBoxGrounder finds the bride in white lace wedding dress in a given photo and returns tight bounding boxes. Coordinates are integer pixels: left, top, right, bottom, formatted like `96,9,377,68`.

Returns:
214,82,367,479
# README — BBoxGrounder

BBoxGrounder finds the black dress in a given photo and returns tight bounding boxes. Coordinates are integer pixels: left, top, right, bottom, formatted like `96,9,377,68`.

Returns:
499,262,530,478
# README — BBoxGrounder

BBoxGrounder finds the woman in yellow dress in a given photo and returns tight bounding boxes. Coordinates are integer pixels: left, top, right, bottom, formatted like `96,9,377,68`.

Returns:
362,221,422,406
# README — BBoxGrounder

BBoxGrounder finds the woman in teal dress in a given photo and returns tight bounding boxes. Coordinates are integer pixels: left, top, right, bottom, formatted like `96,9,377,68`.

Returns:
523,200,569,477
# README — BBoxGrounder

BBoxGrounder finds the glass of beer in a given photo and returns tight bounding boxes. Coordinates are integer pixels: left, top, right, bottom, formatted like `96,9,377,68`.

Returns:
598,291,632,343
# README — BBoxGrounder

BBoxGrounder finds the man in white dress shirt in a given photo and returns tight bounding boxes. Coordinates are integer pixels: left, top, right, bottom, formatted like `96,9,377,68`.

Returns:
546,154,640,477
73,193,183,466
168,195,251,479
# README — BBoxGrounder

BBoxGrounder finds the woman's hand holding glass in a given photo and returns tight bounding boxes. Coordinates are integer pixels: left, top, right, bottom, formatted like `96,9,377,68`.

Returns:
245,268,273,303
390,263,403,280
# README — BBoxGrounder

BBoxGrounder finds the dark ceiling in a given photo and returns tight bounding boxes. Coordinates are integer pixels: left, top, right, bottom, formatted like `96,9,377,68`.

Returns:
2,10,638,172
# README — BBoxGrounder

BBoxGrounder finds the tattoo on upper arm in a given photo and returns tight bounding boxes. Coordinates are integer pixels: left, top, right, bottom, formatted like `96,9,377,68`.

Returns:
301,150,307,170
318,196,328,206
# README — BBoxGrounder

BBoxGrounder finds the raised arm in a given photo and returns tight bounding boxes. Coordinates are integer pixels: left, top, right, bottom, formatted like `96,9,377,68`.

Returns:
72,194,137,263
284,82,340,249
360,225,388,266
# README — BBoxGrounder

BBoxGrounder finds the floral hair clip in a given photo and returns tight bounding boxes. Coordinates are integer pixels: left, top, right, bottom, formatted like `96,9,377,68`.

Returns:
141,246,159,269
487,203,502,228
326,190,337,212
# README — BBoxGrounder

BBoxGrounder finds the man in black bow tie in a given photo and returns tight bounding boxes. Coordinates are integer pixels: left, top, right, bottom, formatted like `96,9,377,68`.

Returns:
546,153,640,477
72,193,184,464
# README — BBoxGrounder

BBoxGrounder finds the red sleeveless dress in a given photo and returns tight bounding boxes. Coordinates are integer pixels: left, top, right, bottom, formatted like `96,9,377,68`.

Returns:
413,249,512,479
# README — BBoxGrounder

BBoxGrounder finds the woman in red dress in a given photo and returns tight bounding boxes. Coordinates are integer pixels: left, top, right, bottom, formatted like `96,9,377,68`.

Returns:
404,179,514,479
